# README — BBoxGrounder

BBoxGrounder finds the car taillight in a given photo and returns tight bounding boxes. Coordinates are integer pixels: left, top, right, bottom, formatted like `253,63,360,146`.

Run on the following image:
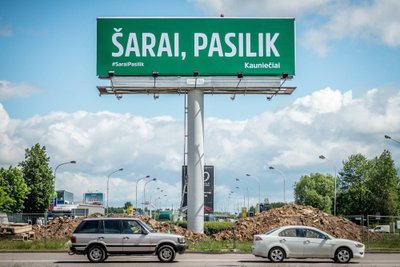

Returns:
254,236,263,241
71,236,76,243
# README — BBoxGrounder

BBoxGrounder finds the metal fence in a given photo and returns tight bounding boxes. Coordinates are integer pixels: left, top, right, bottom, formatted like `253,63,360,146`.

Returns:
344,215,400,242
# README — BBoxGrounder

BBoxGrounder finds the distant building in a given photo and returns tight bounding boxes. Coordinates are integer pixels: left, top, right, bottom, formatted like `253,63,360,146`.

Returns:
52,203,105,217
56,190,74,204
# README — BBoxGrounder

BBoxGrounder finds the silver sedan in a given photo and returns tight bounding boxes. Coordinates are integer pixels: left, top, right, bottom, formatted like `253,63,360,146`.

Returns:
252,225,365,263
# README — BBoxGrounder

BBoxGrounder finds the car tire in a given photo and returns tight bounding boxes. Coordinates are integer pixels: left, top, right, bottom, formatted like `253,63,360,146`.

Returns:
268,247,285,262
157,245,176,262
87,245,106,263
334,247,352,263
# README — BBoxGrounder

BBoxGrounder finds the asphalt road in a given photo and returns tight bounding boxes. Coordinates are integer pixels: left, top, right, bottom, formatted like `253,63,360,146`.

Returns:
0,252,399,267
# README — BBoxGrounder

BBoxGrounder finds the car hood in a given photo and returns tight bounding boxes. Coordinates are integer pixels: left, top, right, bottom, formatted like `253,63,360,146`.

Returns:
149,232,185,239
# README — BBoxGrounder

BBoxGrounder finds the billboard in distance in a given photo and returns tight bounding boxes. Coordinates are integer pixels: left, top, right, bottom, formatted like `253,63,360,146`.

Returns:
182,165,214,213
83,192,104,206
97,18,295,77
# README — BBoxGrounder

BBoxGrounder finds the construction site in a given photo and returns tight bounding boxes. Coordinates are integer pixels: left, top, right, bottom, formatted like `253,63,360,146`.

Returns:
0,205,380,243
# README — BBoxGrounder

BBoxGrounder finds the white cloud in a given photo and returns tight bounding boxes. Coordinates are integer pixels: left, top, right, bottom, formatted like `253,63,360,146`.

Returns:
1,86,399,206
191,0,400,55
191,0,330,17
0,80,40,100
302,0,400,55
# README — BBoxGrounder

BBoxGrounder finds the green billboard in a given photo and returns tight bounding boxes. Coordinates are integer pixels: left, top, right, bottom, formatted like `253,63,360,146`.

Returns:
97,18,295,77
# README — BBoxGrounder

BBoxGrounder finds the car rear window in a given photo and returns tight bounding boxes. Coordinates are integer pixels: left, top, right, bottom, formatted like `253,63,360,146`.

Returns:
265,228,279,235
104,220,121,234
74,220,99,233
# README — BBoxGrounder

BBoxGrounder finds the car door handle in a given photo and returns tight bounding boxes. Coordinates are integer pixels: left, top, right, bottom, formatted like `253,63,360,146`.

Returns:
123,237,130,240
304,240,310,244
280,239,286,243
97,237,104,240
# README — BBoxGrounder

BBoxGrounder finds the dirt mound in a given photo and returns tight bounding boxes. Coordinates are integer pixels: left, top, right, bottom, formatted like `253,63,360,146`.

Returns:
213,204,372,242
33,205,375,243
33,214,207,242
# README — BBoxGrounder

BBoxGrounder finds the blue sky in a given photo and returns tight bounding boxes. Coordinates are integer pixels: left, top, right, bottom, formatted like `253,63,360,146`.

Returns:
1,0,400,212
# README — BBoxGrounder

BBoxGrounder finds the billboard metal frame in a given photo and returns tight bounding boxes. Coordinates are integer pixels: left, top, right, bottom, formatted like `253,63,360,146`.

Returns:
97,74,295,98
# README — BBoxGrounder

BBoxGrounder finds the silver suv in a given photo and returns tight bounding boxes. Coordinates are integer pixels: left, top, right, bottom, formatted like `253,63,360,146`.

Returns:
69,218,187,263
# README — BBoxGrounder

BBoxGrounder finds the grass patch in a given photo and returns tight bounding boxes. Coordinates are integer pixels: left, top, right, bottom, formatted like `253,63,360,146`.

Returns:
365,237,400,251
0,239,69,250
187,240,252,253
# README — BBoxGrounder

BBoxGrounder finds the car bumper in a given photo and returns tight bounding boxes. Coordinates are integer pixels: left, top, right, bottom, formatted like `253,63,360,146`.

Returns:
252,244,268,258
69,245,86,255
352,249,365,259
176,244,187,254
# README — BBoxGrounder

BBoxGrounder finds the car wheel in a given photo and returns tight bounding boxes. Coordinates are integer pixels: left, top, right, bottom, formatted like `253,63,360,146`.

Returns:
334,247,352,263
268,247,285,262
87,245,106,263
157,245,176,262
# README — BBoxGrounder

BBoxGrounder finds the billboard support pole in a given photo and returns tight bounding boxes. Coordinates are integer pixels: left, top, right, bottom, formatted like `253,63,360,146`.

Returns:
187,88,204,233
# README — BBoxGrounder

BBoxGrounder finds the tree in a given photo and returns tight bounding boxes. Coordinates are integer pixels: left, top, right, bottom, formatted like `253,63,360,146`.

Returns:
338,150,399,216
337,154,370,216
294,173,334,213
0,166,30,213
19,144,54,213
366,150,399,216
269,202,286,209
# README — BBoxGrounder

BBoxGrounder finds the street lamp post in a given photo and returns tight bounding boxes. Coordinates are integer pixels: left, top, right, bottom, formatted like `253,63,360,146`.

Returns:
54,160,76,207
54,160,76,191
319,155,337,216
106,168,124,215
246,174,261,213
235,182,247,209
268,166,286,203
385,135,400,144
156,194,167,209
135,175,150,210
144,178,157,211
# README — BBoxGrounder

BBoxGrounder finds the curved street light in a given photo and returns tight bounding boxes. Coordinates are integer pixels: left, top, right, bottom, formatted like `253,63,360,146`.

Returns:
235,182,247,209
385,135,400,144
135,175,150,209
106,168,124,215
54,160,76,191
319,155,337,216
268,166,286,203
143,178,157,208
155,194,168,209
246,173,261,212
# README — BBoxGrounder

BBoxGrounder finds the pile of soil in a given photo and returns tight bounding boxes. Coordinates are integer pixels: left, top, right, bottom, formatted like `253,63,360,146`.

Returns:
33,205,374,243
33,214,207,242
213,204,373,242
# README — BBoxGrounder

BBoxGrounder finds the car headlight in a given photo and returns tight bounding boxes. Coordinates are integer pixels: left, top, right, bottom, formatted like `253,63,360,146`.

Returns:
178,237,186,244
355,242,364,248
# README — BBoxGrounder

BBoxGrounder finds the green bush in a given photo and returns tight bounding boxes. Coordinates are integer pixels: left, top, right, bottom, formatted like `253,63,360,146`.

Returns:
177,221,234,235
205,221,234,235
177,221,187,229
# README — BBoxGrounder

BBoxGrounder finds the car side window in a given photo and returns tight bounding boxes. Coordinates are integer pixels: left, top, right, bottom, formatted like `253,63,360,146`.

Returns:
305,229,325,239
104,220,121,234
75,220,99,233
279,229,297,237
122,220,143,234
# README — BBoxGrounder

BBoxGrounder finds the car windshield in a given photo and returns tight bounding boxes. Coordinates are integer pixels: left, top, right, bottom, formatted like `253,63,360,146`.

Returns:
139,220,157,233
265,228,279,235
